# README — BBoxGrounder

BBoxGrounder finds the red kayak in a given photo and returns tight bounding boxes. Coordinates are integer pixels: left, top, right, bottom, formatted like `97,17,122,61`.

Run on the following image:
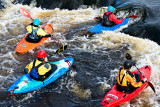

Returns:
15,24,53,53
101,65,151,107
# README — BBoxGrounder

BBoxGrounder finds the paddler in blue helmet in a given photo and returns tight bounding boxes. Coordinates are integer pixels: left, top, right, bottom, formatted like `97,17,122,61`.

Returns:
102,6,125,27
24,50,57,81
116,60,147,93
26,19,51,42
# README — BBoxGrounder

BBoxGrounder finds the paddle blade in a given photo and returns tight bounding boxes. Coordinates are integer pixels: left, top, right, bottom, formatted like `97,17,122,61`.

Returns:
53,45,67,56
148,82,156,93
94,17,103,22
126,15,138,18
125,53,132,60
20,8,32,19
94,17,102,20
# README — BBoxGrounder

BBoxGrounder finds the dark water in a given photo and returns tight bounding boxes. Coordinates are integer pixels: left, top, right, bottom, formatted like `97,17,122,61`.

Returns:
0,23,128,106
114,0,160,44
0,0,160,107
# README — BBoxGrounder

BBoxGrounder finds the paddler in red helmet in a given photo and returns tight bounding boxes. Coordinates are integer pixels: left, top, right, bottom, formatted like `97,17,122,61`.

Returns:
102,6,125,27
116,60,147,93
24,50,56,81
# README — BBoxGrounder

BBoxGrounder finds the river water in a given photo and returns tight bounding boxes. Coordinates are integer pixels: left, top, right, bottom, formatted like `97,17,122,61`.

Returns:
0,0,160,107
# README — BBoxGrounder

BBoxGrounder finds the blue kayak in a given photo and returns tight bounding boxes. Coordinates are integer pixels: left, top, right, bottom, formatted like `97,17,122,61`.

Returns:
8,57,74,94
88,18,129,33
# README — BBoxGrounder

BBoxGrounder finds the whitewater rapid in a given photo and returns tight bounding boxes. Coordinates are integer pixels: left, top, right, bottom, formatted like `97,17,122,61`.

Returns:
0,3,159,107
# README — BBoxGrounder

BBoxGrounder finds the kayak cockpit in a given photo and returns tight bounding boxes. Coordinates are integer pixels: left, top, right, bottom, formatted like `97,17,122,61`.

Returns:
25,34,43,43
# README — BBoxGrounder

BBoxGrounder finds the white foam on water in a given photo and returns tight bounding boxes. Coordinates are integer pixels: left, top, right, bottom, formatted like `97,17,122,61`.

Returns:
69,70,77,77
92,31,160,106
0,3,158,106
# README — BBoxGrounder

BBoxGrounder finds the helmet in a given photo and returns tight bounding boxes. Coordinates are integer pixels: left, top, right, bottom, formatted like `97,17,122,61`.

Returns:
124,60,132,69
37,50,47,58
108,6,115,12
33,19,40,26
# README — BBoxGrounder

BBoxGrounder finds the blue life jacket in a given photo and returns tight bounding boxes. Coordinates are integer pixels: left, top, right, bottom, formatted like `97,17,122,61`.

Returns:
30,26,40,39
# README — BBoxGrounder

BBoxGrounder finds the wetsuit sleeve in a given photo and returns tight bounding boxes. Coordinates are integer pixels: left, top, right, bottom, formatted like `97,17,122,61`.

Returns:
38,63,51,75
24,62,33,73
126,72,143,88
26,25,32,33
109,14,124,24
117,67,123,84
43,34,51,37
103,12,107,16
36,28,48,36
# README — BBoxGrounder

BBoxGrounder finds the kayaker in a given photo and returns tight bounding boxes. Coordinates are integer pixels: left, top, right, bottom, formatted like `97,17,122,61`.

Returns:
26,19,52,42
116,60,147,93
24,50,57,81
102,6,124,27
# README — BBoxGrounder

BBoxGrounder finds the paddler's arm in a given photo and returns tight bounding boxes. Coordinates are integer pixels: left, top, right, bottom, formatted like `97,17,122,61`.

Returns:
126,72,144,88
38,63,51,82
43,34,51,37
26,25,32,33
110,14,124,24
24,62,33,73
36,28,51,37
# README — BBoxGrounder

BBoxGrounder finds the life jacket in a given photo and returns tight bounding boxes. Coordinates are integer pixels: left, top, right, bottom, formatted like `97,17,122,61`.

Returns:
30,60,44,81
102,12,115,27
116,67,143,93
30,26,40,39
117,67,130,87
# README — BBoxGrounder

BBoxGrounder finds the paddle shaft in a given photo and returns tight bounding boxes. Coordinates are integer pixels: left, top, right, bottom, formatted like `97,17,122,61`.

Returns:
126,15,138,18
135,65,155,93
125,53,146,78
135,65,145,78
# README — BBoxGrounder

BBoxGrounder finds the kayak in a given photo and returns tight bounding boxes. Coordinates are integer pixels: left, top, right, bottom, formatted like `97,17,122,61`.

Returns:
88,18,129,33
101,65,151,107
8,57,74,94
15,24,53,53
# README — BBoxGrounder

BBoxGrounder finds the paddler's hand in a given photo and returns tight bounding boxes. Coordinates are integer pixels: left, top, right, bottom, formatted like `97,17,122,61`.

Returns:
122,17,125,19
44,57,48,62
132,62,136,66
143,78,147,82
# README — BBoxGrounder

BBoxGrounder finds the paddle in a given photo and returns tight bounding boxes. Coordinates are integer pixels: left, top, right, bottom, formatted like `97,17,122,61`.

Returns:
94,15,138,22
125,53,156,93
53,45,67,56
94,17,103,21
134,65,156,93
126,15,138,18
20,8,33,20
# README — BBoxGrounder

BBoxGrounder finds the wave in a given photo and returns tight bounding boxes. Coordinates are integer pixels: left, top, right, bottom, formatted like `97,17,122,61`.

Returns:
0,1,160,107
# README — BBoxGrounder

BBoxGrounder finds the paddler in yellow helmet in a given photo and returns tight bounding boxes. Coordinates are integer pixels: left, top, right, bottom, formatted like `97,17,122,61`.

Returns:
116,60,147,93
24,50,57,81
26,19,52,42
